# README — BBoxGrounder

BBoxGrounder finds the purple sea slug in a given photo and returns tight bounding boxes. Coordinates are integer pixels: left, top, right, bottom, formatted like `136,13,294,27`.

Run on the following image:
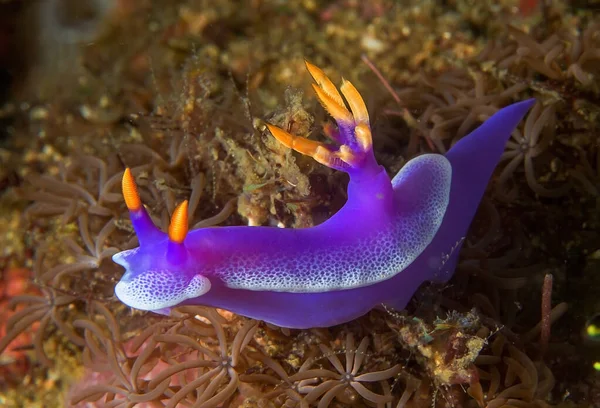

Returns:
113,62,535,329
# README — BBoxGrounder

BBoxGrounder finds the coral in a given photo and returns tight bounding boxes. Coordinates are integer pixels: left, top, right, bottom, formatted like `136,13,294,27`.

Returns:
385,68,526,155
467,334,555,408
494,22,600,92
70,308,411,408
292,334,400,406
0,247,84,368
0,133,243,404
71,305,258,407
241,328,405,407
377,60,573,201
497,101,569,198
565,22,600,89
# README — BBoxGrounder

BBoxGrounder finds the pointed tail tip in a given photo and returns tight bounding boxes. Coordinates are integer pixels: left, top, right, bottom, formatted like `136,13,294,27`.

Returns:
446,97,537,164
495,97,537,133
492,98,536,126
510,97,536,115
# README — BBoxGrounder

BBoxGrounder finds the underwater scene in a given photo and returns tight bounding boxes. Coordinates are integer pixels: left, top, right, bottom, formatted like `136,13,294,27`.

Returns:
0,0,599,407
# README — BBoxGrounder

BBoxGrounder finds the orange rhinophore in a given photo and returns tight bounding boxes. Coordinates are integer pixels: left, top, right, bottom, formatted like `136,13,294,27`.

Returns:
168,200,189,243
122,168,142,211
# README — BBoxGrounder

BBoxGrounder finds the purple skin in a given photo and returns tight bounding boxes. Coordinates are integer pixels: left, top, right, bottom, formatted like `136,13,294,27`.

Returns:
114,96,535,329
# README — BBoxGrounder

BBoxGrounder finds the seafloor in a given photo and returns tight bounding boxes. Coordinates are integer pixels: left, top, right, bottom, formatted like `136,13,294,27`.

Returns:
0,0,599,407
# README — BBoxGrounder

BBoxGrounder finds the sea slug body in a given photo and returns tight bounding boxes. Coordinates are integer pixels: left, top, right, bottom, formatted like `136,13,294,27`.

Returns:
113,62,535,329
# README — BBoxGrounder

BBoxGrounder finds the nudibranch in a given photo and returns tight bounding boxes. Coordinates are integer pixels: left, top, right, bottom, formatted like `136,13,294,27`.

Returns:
113,62,535,329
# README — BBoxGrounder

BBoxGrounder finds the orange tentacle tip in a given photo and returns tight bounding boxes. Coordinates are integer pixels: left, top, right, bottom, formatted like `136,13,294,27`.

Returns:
265,123,295,148
169,200,189,243
304,60,345,108
266,123,327,157
122,168,142,211
340,79,369,125
311,83,353,125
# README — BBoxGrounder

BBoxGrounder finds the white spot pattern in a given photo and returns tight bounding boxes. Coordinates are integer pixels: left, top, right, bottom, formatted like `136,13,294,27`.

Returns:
220,155,451,292
115,270,211,310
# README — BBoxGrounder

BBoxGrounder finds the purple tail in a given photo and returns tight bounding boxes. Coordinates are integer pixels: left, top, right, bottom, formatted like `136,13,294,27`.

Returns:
445,99,535,217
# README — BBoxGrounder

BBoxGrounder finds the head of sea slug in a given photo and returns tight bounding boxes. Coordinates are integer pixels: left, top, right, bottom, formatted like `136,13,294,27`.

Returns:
113,169,211,313
112,244,211,313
